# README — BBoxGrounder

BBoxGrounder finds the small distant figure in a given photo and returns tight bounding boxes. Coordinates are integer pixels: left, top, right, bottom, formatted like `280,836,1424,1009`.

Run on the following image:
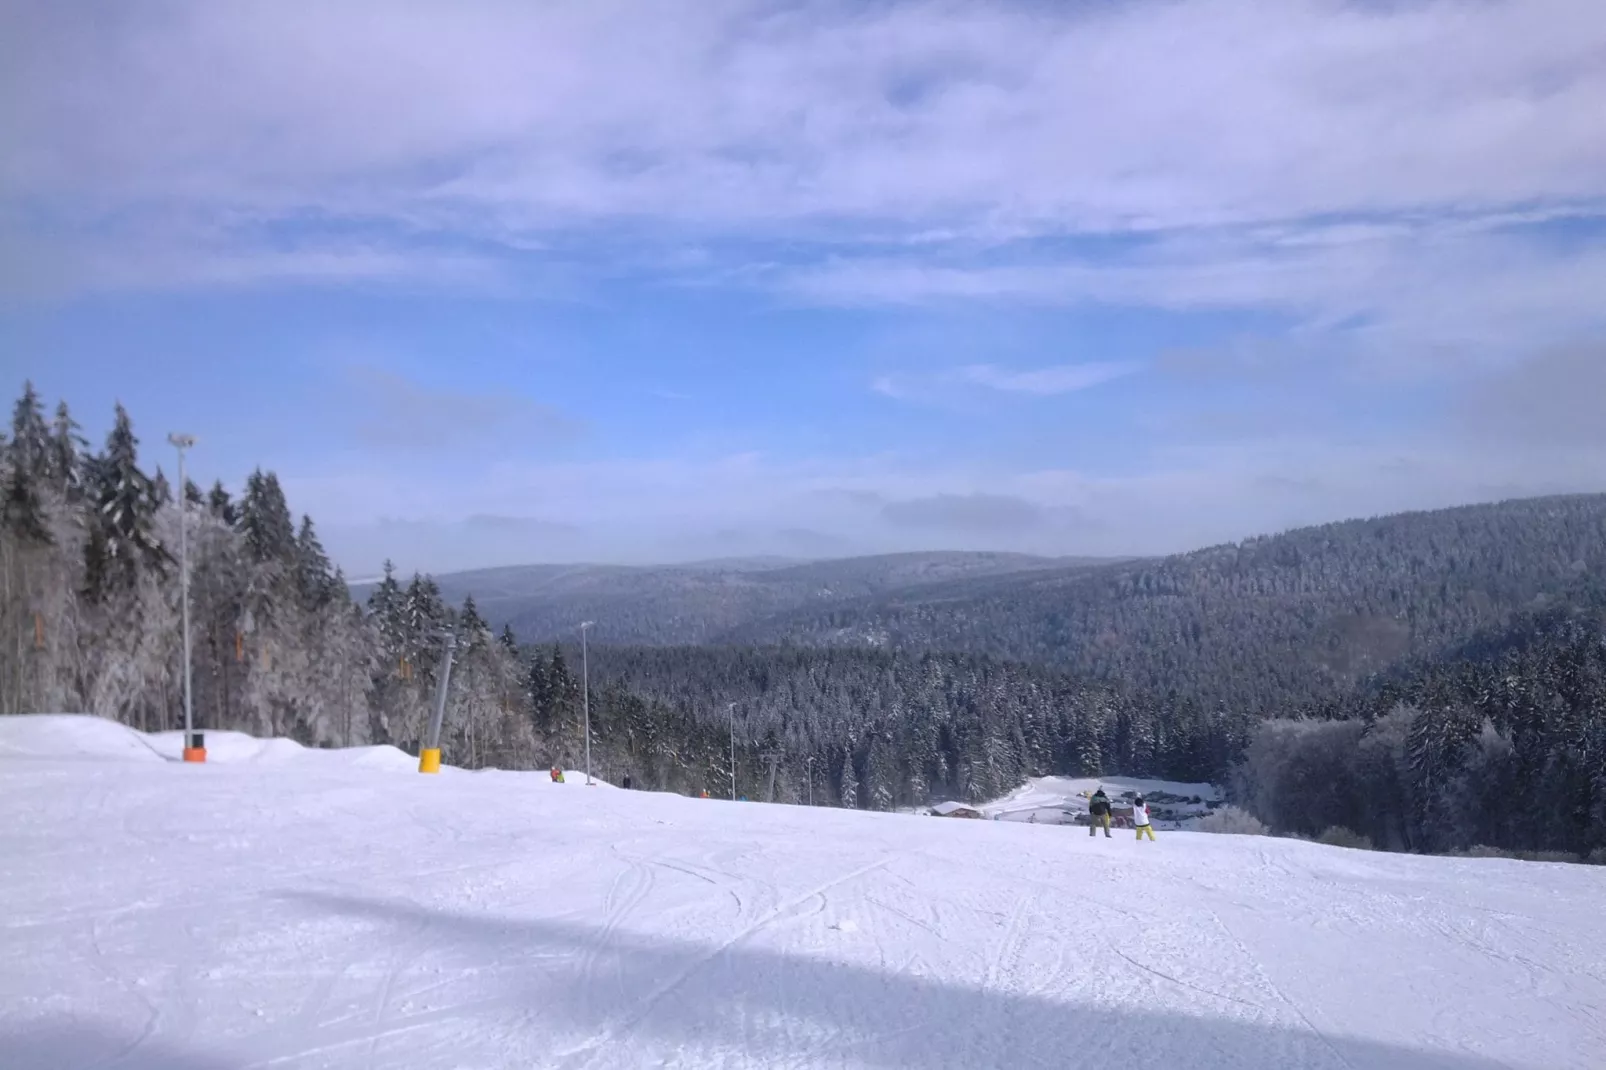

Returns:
1088,787,1112,837
550,765,565,783
1133,794,1156,841
622,774,632,790
699,788,710,798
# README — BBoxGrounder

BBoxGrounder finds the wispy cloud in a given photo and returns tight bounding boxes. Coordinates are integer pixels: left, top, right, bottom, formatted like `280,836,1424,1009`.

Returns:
5,0,1603,302
875,360,1138,403
958,361,1139,395
9,0,1606,569
789,217,1606,366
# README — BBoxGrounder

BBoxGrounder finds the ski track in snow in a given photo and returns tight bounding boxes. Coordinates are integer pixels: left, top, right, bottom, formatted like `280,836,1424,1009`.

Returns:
2,717,1604,1069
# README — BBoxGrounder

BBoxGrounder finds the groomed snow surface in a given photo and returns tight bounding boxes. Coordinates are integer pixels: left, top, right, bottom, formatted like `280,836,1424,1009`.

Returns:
2,716,1602,1070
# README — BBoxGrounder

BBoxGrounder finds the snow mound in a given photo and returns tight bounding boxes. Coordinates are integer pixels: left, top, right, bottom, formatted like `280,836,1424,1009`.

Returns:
0,714,610,784
0,713,166,763
143,729,420,771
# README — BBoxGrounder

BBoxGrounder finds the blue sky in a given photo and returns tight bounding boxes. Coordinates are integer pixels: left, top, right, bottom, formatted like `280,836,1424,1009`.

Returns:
4,0,1605,573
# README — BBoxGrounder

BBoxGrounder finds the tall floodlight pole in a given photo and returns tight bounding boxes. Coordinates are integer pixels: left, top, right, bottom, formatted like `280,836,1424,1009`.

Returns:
806,755,814,806
167,433,201,763
419,630,456,773
728,701,738,800
580,621,594,785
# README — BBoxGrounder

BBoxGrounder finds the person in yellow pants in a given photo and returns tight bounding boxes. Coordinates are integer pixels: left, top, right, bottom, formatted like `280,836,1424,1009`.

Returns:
1133,794,1157,841
1088,787,1113,837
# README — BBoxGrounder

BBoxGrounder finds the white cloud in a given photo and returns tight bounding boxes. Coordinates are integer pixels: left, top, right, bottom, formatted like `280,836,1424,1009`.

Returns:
5,1,1603,247
788,218,1606,365
9,0,1606,567
874,360,1139,403
957,361,1139,395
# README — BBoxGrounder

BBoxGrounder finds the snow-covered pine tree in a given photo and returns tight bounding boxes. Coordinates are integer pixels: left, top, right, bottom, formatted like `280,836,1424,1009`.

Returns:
459,595,490,655
866,733,894,810
367,560,404,651
75,404,176,729
207,481,237,525
83,403,167,598
47,401,90,502
9,382,51,481
150,467,173,508
2,445,50,546
293,515,336,611
1,385,60,714
526,647,553,730
839,741,860,808
238,470,297,567
234,470,306,739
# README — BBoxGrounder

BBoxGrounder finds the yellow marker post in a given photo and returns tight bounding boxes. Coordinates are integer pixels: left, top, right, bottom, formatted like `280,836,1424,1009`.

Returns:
418,747,442,774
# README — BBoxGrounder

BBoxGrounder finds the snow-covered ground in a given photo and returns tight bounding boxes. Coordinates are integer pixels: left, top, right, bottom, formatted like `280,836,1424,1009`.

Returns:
2,716,1602,1070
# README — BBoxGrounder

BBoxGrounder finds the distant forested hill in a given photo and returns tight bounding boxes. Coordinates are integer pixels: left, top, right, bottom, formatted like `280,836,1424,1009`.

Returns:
352,551,1105,646
722,495,1606,716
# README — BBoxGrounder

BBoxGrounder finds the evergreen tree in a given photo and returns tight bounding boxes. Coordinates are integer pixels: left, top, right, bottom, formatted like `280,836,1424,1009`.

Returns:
366,559,408,678
403,572,448,660
238,470,296,564
83,403,166,597
865,734,894,810
839,744,860,808
2,453,50,545
207,480,237,525
526,648,553,729
47,401,90,501
459,595,490,655
8,381,50,479
150,467,172,508
293,515,335,610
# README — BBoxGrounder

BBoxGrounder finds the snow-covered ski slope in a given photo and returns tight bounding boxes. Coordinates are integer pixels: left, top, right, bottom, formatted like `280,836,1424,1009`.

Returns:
2,717,1602,1070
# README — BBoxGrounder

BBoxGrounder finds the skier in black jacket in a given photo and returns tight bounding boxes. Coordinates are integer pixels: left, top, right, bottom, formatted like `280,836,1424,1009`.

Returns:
1088,788,1113,837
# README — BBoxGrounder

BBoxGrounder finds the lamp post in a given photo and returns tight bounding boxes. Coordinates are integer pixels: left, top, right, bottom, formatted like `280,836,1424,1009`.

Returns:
728,701,738,800
580,621,594,785
167,432,201,762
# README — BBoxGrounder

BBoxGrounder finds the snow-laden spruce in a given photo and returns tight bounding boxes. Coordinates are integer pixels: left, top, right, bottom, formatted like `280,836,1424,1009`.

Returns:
2,716,1602,1069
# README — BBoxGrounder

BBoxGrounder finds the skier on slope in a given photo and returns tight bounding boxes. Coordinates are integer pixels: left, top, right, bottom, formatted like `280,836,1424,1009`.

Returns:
1133,794,1156,841
1088,787,1113,837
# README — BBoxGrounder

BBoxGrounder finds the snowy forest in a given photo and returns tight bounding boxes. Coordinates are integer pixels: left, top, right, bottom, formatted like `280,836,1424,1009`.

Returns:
2,383,1603,857
0,383,748,792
